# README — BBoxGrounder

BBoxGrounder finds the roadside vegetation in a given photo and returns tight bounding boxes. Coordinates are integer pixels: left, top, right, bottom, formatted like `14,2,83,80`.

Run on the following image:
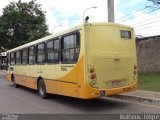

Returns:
0,0,50,49
138,73,160,92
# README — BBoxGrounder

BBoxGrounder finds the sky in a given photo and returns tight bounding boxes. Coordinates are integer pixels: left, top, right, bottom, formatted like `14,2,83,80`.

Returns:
0,0,160,37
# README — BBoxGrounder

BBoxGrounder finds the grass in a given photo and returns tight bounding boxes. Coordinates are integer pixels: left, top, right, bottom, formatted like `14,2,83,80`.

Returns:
138,73,160,92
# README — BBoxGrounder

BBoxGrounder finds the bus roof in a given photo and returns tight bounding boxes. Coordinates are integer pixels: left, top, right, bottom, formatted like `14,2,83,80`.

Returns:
7,22,133,53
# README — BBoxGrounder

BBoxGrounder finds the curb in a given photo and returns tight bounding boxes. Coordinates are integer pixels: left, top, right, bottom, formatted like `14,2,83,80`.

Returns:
111,94,160,106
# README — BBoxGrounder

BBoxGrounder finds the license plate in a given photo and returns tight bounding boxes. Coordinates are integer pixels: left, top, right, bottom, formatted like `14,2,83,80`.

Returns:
112,80,121,86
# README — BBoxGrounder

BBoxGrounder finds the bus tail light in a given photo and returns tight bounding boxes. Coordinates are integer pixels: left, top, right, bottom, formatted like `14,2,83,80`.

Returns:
88,66,98,88
90,73,96,80
134,65,137,70
89,68,95,73
134,65,137,75
133,65,137,80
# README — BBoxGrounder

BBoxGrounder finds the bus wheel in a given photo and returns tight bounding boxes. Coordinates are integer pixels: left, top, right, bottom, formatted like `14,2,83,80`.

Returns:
38,79,48,99
12,75,19,88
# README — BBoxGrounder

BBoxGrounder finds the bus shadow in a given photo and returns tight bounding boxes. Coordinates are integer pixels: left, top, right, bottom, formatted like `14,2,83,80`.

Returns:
9,84,38,95
48,95,128,112
50,95,128,112
10,84,128,112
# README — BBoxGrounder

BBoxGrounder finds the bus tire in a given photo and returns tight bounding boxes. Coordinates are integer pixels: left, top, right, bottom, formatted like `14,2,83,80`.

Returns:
38,79,48,99
12,75,19,88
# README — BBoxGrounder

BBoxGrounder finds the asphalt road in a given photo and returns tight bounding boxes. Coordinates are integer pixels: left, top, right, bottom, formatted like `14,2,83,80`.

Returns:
0,71,160,114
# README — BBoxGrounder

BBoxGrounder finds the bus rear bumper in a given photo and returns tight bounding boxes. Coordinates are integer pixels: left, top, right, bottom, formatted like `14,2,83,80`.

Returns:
103,80,137,96
78,80,137,99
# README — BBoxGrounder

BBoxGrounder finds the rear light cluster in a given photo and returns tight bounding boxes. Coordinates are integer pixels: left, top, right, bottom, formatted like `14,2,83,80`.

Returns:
133,65,137,80
88,66,98,87
91,74,96,80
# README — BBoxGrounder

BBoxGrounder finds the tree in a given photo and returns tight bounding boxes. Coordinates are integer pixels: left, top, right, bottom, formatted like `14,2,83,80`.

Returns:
148,0,160,4
0,0,50,49
147,0,160,7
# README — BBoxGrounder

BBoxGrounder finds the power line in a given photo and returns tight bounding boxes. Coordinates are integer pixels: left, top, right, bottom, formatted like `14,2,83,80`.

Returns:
116,0,160,23
116,7,148,21
135,25,160,30
134,19,160,28
131,15,160,26
117,7,160,23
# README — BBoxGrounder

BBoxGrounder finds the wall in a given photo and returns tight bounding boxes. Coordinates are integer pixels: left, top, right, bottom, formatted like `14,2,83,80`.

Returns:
137,36,160,73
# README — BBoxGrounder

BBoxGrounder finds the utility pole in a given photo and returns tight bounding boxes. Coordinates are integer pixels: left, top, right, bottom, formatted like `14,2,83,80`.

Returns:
108,0,115,22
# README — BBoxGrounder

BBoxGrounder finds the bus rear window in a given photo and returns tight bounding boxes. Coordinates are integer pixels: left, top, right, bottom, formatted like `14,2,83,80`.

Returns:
120,30,131,39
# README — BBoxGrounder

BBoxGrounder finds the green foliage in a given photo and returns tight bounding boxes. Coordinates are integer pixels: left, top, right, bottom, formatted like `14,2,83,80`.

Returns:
138,73,160,92
0,0,50,49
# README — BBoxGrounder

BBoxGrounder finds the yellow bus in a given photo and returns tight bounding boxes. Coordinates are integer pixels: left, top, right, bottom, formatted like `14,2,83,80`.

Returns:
6,22,137,99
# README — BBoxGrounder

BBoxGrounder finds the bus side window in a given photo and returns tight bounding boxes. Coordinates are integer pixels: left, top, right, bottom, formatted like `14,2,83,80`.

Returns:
22,48,28,65
61,32,80,63
37,43,46,64
53,39,59,63
47,40,54,63
7,53,10,67
10,52,16,65
46,39,59,64
16,50,21,65
29,46,36,64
